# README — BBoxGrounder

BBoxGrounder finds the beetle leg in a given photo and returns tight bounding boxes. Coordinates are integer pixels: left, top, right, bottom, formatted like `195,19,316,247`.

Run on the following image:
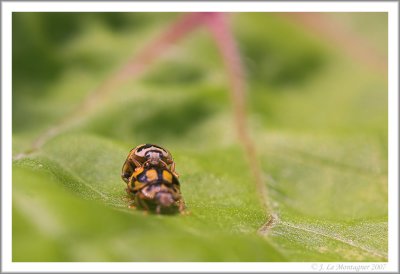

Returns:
126,180,132,191
159,160,180,177
125,187,135,198
132,158,143,170
178,199,187,214
158,160,168,169
121,160,135,183
170,162,180,178
135,195,150,212
128,203,136,209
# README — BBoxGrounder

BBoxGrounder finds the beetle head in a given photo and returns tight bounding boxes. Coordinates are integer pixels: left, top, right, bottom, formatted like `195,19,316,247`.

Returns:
145,151,162,166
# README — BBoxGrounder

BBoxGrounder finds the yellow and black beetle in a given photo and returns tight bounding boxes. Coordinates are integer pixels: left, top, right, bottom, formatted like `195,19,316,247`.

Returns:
121,144,178,183
126,166,186,214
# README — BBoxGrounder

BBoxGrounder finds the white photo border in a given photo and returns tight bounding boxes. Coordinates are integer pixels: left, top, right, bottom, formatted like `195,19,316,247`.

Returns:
1,1,398,273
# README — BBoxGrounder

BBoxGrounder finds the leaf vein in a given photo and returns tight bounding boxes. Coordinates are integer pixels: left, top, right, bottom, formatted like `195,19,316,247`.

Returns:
281,221,387,260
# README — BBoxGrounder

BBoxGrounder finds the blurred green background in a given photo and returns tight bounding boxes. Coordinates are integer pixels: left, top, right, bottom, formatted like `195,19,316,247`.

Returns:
12,12,388,262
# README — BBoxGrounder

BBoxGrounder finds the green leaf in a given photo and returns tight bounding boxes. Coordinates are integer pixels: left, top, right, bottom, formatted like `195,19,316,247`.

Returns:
12,12,387,262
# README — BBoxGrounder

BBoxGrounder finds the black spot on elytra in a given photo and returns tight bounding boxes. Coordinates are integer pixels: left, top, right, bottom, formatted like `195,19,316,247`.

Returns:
137,172,147,182
157,169,164,183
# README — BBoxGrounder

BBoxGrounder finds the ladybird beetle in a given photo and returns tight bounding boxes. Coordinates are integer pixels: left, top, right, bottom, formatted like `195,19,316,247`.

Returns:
121,144,178,183
125,166,186,214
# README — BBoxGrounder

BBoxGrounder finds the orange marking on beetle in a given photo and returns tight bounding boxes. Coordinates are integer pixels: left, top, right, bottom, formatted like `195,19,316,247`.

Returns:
133,166,145,177
133,181,146,191
162,170,173,183
145,169,158,181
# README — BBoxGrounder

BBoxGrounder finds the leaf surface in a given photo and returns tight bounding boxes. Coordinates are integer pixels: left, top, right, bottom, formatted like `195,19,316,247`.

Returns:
12,12,388,262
